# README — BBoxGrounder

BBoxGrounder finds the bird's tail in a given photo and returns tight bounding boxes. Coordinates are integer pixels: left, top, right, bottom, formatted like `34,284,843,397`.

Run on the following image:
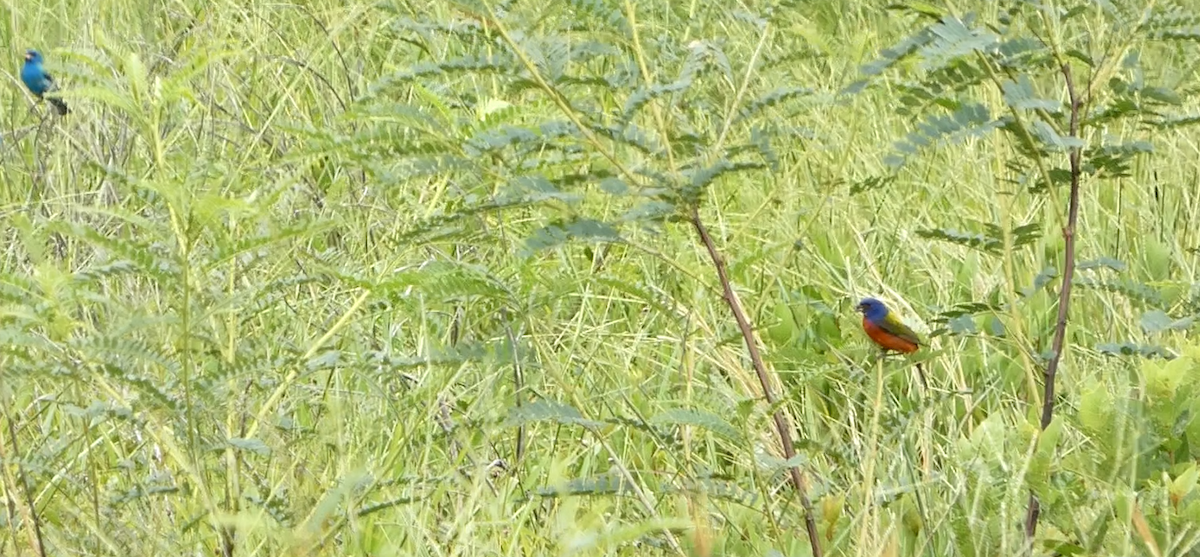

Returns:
47,97,69,115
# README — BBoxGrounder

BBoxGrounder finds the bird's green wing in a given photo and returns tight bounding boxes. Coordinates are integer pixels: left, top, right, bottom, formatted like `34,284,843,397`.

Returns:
880,313,921,345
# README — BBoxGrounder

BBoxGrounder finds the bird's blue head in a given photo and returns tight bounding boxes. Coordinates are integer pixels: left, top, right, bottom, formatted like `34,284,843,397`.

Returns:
24,50,43,65
856,297,889,321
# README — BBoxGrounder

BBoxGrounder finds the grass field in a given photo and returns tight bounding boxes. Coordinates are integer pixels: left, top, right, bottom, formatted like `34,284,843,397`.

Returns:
3,0,1200,555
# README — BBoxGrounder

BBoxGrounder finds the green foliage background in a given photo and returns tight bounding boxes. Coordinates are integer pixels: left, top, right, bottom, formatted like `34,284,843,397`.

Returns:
3,0,1200,555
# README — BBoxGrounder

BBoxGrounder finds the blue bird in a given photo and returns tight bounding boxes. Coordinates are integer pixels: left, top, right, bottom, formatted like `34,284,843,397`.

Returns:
21,49,69,115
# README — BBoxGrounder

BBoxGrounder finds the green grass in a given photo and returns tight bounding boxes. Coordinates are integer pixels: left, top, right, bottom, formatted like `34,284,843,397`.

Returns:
3,0,1200,556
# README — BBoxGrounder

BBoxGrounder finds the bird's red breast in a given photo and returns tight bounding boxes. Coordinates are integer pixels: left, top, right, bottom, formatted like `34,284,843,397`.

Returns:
862,317,919,353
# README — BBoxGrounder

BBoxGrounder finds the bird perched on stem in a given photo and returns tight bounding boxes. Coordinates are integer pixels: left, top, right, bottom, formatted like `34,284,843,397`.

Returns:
21,49,69,115
855,297,928,388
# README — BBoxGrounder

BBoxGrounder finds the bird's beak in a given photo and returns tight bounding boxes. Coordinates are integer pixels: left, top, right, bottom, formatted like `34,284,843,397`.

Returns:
854,304,864,313
23,52,32,61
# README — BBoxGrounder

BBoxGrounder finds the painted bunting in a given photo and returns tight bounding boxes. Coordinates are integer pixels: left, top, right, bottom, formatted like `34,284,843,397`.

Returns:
855,297,927,387
21,49,69,115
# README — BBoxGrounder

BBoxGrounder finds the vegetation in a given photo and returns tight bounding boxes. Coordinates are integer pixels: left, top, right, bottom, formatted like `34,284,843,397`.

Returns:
4,0,1200,555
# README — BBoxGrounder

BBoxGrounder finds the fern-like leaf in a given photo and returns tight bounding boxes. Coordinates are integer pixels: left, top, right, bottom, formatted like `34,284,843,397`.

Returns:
376,262,514,301
859,26,936,77
1002,75,1063,112
592,277,684,318
504,400,605,429
622,80,693,124
917,227,998,252
1021,266,1058,298
531,474,632,499
388,17,489,42
1151,113,1200,129
674,476,759,507
1078,257,1128,272
680,159,765,204
917,15,999,72
1097,341,1175,359
564,0,630,33
1074,276,1164,307
1144,1,1200,42
463,125,543,157
587,121,661,154
365,342,490,371
916,222,1038,254
1139,310,1196,334
1083,140,1153,178
648,408,744,443
93,362,180,410
735,87,814,123
849,175,896,195
524,219,622,252
52,222,180,278
681,40,733,87
887,102,999,168
369,55,518,93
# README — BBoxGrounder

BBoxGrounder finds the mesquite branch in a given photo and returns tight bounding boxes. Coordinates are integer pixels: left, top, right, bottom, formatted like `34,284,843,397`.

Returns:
690,207,824,557
1024,60,1083,544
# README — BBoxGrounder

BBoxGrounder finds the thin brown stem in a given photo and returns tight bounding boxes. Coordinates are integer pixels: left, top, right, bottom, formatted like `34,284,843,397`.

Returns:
915,362,929,390
500,308,526,465
1025,60,1082,545
3,406,46,557
689,207,823,557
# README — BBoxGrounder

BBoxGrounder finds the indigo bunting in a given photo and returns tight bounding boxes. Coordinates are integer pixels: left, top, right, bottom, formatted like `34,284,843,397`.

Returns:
21,49,69,115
